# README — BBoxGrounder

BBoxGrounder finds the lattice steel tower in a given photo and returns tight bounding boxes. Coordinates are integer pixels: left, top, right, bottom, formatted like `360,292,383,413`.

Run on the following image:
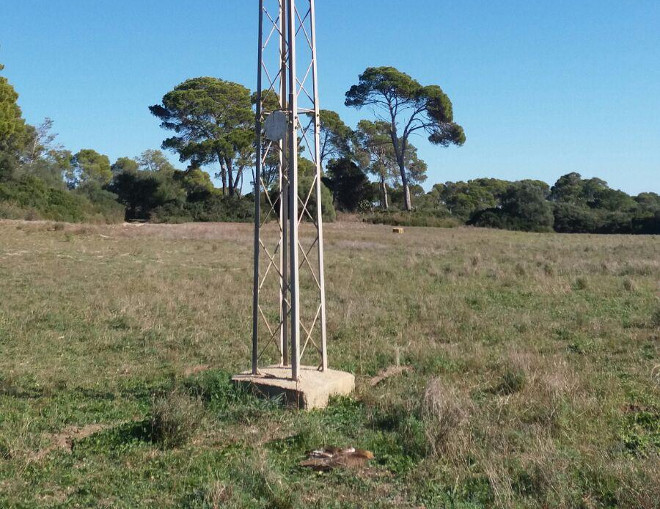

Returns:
251,0,327,380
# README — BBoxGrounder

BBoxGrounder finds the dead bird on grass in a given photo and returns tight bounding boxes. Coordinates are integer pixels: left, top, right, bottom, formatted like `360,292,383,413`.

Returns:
300,447,375,471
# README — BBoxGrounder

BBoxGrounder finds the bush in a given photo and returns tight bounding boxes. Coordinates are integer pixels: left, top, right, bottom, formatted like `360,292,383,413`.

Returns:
108,170,166,221
632,211,660,234
150,203,193,224
323,158,375,212
470,182,554,232
191,194,254,222
596,211,634,234
75,183,125,223
553,203,660,234
150,390,204,449
298,176,336,223
0,175,123,223
553,203,602,233
0,200,29,219
363,210,460,228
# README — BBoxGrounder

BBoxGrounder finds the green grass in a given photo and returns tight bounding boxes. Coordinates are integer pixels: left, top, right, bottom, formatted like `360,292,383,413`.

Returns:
0,220,658,507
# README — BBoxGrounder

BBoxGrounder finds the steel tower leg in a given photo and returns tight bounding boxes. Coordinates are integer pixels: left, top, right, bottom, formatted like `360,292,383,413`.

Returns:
309,0,328,372
252,0,265,376
253,0,327,381
279,0,288,367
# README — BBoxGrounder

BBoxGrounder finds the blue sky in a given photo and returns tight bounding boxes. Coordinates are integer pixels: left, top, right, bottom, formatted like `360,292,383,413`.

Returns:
1,0,658,194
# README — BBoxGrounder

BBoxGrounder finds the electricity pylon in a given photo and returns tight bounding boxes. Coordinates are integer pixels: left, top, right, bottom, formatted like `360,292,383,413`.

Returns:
251,0,327,381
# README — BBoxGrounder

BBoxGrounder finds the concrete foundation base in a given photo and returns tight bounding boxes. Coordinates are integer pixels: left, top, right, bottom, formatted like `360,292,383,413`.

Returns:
232,366,355,410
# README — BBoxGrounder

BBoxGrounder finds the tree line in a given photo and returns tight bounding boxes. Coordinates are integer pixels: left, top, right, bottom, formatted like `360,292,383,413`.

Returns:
1,62,658,234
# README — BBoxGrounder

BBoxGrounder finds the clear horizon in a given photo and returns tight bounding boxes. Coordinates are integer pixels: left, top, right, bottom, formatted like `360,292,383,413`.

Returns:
1,0,658,195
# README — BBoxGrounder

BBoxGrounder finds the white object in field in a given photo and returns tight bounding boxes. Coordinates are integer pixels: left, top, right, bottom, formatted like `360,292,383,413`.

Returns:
264,110,287,141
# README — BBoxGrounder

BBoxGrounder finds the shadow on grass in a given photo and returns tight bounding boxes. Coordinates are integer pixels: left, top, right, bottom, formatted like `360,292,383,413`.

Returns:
74,419,154,455
182,369,283,424
0,381,44,399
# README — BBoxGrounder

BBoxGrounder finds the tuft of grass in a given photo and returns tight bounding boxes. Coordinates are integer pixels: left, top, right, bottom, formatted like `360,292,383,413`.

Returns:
0,437,11,460
623,277,636,292
495,368,526,395
651,307,660,328
573,276,589,290
422,378,472,460
150,389,204,449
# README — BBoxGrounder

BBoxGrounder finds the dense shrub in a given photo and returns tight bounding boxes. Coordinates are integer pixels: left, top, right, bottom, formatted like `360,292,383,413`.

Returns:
425,178,508,221
553,203,659,234
323,158,375,212
298,176,336,223
470,182,554,232
632,212,660,234
146,178,333,225
0,152,20,183
553,203,602,233
364,209,460,228
149,203,193,224
75,183,125,222
595,211,634,234
109,170,171,221
2,148,658,234
187,194,254,223
0,175,123,223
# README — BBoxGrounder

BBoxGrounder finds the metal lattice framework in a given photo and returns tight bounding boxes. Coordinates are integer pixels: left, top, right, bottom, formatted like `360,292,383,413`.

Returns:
252,0,327,380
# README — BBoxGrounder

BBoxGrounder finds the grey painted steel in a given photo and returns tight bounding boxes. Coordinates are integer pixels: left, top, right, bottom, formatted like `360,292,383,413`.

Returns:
287,0,300,381
253,0,327,381
279,0,288,367
264,111,287,141
309,0,328,372
252,0,265,376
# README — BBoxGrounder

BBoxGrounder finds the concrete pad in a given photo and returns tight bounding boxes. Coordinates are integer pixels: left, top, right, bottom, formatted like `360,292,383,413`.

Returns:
232,366,355,410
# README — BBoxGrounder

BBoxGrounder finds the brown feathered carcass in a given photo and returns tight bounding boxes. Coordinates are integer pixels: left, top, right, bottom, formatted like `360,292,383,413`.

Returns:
300,446,375,471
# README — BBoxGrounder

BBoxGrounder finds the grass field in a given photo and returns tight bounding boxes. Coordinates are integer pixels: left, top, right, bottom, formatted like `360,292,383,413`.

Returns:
0,220,658,508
